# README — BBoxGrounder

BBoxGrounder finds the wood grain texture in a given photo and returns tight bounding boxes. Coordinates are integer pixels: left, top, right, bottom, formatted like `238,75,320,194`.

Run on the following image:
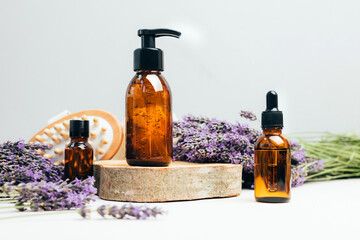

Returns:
94,160,242,202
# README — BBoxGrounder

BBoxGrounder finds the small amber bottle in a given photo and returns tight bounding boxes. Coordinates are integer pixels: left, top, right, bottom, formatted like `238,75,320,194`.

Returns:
254,91,291,203
64,120,93,180
126,29,180,167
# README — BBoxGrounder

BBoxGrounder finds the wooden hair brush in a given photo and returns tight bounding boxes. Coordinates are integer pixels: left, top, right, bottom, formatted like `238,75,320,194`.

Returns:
29,110,123,164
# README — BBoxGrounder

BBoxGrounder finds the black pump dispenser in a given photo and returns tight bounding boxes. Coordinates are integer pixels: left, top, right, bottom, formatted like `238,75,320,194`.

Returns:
134,29,181,71
261,91,284,128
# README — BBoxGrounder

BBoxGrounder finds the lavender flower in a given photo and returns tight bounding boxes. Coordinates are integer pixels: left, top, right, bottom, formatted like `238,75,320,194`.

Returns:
292,149,307,164
3,177,97,211
308,159,325,172
80,204,165,220
0,140,63,187
109,205,119,218
79,205,91,218
97,204,107,217
291,167,307,187
290,140,301,150
239,111,257,121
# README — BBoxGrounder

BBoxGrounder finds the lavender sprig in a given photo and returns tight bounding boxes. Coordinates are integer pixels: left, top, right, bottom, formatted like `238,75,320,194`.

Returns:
291,167,306,188
239,111,257,121
79,204,165,220
1,177,97,211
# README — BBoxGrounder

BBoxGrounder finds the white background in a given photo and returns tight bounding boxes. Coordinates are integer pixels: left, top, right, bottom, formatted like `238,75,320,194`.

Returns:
0,0,360,142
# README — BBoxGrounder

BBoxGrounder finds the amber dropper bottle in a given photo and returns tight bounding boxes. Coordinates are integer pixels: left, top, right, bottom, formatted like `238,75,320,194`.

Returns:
254,91,291,203
126,29,181,167
64,120,93,181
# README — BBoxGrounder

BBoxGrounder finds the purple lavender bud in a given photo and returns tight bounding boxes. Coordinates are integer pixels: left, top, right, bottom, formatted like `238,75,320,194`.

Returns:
239,111,257,121
308,159,325,172
79,205,88,218
129,205,142,219
30,201,40,211
290,140,300,150
291,167,306,187
97,205,106,217
15,202,26,212
151,207,165,217
100,204,165,220
1,182,14,196
109,205,119,218
292,149,307,164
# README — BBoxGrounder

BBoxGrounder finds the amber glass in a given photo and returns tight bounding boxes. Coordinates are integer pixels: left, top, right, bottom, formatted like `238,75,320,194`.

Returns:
126,70,172,166
64,137,93,181
254,127,291,203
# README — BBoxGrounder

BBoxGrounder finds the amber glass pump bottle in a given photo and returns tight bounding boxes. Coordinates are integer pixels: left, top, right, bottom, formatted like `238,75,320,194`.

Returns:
64,120,93,181
126,29,181,167
254,91,291,203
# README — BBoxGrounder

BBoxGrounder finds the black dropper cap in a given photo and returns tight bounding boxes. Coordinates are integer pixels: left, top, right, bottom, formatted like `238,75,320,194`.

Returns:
134,29,181,71
261,91,284,129
69,120,89,138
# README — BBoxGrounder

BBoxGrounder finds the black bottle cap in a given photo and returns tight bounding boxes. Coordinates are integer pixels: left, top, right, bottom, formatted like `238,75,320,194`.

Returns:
134,29,181,71
69,120,89,138
261,91,284,128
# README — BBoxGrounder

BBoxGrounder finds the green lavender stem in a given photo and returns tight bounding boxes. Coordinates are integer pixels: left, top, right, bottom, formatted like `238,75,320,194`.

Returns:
0,209,76,221
296,132,360,182
0,204,28,210
304,143,359,158
307,173,360,181
0,198,14,202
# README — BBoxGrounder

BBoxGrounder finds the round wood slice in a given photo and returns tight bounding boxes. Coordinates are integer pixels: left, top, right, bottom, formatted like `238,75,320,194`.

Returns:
94,160,242,202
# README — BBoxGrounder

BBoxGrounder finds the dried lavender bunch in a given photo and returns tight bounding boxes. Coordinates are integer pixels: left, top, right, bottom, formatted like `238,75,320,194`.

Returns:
173,114,322,188
0,140,64,186
173,114,261,188
1,177,97,211
79,204,165,219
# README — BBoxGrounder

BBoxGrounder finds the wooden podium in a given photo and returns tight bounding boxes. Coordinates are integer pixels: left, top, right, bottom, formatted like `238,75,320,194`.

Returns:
94,160,242,202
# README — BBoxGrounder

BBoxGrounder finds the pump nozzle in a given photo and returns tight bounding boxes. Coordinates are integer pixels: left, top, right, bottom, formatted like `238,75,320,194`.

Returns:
138,29,181,48
134,28,181,71
261,90,284,128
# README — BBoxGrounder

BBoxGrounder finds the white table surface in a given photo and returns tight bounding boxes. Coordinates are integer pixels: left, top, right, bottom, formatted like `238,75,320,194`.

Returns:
1,179,359,240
